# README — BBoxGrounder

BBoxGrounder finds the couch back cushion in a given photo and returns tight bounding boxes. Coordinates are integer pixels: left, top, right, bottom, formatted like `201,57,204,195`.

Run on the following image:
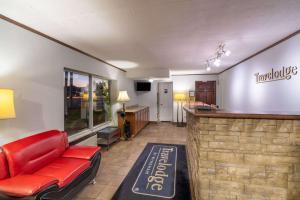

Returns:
0,151,9,179
2,130,68,177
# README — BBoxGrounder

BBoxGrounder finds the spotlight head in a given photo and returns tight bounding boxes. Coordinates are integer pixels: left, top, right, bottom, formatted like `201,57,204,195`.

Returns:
214,58,221,67
149,79,153,83
225,50,231,56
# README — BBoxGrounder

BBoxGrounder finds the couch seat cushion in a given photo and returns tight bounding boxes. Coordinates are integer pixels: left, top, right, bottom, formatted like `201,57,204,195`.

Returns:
34,158,90,188
0,175,58,197
62,146,101,160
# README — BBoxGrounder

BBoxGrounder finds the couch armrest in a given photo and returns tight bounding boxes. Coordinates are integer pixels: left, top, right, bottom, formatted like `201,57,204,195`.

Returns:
0,175,58,197
62,146,101,160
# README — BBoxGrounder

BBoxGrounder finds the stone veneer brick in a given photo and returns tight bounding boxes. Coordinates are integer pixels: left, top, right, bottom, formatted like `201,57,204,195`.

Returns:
186,113,300,200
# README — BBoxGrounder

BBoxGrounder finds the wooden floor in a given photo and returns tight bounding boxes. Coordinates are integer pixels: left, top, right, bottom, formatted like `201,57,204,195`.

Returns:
75,122,187,200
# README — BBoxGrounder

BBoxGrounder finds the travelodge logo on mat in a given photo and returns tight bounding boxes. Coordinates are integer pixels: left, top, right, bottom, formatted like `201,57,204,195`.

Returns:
132,145,177,198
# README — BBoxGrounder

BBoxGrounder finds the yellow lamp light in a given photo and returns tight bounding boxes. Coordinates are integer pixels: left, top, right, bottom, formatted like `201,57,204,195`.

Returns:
0,89,16,119
174,92,186,127
174,92,187,102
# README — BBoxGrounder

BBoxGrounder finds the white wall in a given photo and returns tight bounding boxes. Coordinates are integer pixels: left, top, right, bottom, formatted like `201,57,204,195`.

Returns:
135,81,159,121
172,74,220,103
0,20,137,145
134,75,219,122
172,75,219,122
219,33,300,113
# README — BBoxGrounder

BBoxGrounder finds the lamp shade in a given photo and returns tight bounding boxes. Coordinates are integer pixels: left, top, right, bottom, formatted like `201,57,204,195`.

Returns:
117,91,130,102
0,89,16,119
174,92,187,102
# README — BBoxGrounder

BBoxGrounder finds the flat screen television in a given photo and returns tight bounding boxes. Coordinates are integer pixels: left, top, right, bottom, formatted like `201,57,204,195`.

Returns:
136,82,151,91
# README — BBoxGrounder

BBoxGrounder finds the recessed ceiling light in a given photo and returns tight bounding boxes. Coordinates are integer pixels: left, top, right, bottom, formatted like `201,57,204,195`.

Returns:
149,79,154,82
106,60,139,69
206,66,211,72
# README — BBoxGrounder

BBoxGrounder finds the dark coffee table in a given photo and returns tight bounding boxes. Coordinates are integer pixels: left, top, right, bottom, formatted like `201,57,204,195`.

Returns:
97,126,120,150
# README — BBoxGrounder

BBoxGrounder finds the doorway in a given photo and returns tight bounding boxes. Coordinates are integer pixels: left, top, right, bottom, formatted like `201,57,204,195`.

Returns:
195,81,216,105
158,82,173,122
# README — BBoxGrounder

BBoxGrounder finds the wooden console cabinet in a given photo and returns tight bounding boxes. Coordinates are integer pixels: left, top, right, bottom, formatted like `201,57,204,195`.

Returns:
117,106,149,138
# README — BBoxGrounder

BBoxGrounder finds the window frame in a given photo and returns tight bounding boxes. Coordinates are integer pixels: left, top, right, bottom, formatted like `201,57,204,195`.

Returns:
64,68,112,135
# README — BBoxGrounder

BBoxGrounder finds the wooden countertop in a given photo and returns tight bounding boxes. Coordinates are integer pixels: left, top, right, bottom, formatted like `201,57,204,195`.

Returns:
184,106,300,120
117,105,148,113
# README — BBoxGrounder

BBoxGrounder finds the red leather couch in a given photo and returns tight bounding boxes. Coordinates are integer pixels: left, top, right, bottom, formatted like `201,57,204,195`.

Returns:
0,130,101,200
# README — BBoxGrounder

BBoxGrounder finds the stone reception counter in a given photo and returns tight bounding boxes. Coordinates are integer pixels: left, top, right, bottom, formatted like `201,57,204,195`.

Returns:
184,106,300,200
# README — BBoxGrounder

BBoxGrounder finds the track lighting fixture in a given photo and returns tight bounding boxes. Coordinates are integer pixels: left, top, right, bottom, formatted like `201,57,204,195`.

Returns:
213,58,221,67
206,61,211,71
225,50,231,56
203,44,231,71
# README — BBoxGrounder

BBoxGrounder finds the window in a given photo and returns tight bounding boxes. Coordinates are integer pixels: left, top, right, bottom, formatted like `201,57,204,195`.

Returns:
93,77,111,126
64,70,111,135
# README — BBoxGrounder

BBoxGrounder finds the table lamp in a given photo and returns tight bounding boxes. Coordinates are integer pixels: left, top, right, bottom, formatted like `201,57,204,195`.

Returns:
117,91,130,139
117,91,130,112
174,92,186,127
0,89,16,120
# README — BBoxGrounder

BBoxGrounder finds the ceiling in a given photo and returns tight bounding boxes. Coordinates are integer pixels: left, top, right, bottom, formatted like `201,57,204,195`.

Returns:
1,0,300,75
